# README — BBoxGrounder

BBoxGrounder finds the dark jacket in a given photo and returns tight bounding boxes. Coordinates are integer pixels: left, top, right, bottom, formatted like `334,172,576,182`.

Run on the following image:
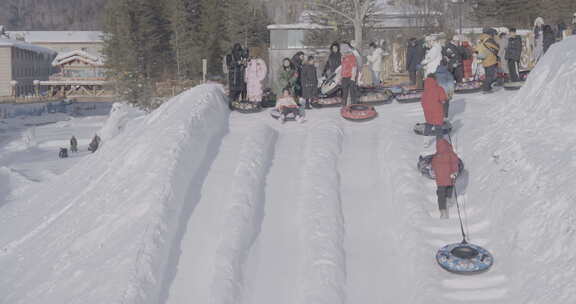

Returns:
301,63,319,100
406,39,426,72
505,36,522,61
322,42,342,77
291,52,305,97
543,25,555,54
443,42,463,68
226,43,247,91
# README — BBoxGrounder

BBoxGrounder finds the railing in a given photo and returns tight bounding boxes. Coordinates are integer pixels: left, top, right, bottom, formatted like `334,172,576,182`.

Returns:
0,96,64,104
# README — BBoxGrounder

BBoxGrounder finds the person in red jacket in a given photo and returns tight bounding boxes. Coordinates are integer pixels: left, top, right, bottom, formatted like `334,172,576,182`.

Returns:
340,43,358,106
432,138,461,219
461,41,474,81
421,75,448,135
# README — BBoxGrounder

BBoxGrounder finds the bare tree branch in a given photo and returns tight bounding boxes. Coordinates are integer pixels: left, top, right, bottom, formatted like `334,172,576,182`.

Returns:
310,2,355,23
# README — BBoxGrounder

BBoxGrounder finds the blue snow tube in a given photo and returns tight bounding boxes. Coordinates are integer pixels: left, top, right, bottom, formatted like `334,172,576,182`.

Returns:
436,242,494,274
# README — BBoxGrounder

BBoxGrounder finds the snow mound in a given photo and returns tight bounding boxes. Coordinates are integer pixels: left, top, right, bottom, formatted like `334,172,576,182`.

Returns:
472,36,576,303
98,102,144,141
0,84,229,304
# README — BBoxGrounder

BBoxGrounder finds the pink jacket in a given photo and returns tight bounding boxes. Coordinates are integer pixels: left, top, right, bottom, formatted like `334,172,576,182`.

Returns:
246,58,267,102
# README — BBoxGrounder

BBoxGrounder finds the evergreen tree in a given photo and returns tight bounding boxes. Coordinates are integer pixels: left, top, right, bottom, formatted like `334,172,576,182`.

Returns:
168,0,202,79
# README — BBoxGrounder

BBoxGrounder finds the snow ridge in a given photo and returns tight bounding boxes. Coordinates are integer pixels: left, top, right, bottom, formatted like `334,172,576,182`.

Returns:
297,121,346,304
210,125,277,304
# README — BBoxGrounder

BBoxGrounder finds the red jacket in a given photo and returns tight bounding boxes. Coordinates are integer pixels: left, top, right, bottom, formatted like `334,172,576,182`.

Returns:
462,42,473,79
432,139,460,186
341,54,357,78
421,77,447,126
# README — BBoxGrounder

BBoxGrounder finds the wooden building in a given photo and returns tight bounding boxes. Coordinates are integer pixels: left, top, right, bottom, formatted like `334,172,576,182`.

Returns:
0,37,56,98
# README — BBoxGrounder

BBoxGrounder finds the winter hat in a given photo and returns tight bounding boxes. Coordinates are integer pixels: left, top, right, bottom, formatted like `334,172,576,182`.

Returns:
534,17,544,27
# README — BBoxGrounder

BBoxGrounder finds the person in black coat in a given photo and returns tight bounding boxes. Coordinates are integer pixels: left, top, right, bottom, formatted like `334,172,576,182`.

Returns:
70,136,78,153
443,38,464,83
406,38,426,86
226,43,248,102
505,28,523,82
322,42,342,77
542,25,556,54
291,51,305,98
301,56,319,109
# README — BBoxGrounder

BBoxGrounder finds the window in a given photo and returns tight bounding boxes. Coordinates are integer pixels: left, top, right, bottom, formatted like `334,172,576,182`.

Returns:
270,29,305,49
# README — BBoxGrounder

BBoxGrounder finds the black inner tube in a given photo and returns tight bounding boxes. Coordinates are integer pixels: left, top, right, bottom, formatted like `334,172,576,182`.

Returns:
349,105,370,111
451,246,480,259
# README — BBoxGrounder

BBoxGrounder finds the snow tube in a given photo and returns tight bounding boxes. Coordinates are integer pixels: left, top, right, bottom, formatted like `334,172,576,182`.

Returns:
320,66,342,97
436,242,494,274
396,89,424,103
358,89,394,105
417,154,464,180
270,108,298,121
341,104,377,122
261,89,277,108
311,96,343,108
387,86,405,96
455,81,482,94
231,100,262,113
503,82,524,91
413,121,452,136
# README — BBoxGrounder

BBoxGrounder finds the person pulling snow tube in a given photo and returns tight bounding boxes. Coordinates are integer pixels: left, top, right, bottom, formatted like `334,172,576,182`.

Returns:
417,154,464,180
320,66,342,97
230,100,262,113
358,89,394,105
436,242,494,274
455,81,483,94
503,81,524,91
395,88,424,103
311,96,344,108
413,121,452,136
270,107,298,121
341,104,377,122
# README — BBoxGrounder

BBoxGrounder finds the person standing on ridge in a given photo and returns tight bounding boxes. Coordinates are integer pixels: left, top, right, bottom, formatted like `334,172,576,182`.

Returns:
322,42,341,78
340,43,358,106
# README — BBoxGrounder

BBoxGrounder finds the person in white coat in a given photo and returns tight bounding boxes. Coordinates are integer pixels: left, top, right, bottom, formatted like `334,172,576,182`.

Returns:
366,42,383,86
421,35,443,77
533,17,545,63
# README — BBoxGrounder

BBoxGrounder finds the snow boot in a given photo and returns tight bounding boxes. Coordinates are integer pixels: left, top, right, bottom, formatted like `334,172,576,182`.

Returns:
440,209,449,219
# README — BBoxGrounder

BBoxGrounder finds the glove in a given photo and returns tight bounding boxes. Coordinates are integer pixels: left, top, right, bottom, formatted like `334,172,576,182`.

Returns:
450,173,457,180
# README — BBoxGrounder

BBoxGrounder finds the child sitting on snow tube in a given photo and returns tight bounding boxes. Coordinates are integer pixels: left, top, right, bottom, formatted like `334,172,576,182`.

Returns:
432,137,461,219
421,74,449,135
274,88,305,123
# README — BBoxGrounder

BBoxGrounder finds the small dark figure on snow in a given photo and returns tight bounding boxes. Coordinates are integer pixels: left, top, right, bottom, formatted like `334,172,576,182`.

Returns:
506,28,523,82
70,136,78,153
432,138,461,219
59,148,68,159
322,42,341,77
88,134,101,153
226,43,249,103
301,56,318,110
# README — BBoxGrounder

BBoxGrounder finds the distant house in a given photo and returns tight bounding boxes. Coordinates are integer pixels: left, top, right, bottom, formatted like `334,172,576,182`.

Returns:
5,31,103,57
0,37,56,97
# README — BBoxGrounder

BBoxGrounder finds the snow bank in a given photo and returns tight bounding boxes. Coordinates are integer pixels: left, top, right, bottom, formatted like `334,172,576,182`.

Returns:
0,84,229,304
210,125,276,304
297,122,346,304
471,36,576,302
98,102,144,141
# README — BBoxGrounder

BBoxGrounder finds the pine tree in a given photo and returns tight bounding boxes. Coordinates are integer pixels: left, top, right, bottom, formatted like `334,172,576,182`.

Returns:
168,0,202,79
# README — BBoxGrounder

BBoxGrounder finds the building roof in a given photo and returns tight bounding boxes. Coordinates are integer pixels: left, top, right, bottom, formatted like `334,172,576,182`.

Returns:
6,31,103,44
0,37,57,55
52,50,104,67
267,23,335,30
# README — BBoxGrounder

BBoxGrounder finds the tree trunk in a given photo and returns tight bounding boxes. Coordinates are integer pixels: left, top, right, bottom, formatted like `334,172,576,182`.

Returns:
354,19,363,54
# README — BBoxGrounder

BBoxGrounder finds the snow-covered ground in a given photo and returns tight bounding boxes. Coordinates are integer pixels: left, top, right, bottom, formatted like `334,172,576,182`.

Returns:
1,38,576,304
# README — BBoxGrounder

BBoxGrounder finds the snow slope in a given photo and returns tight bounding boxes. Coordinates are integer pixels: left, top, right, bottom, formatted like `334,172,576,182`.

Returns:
0,84,228,304
2,37,576,304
